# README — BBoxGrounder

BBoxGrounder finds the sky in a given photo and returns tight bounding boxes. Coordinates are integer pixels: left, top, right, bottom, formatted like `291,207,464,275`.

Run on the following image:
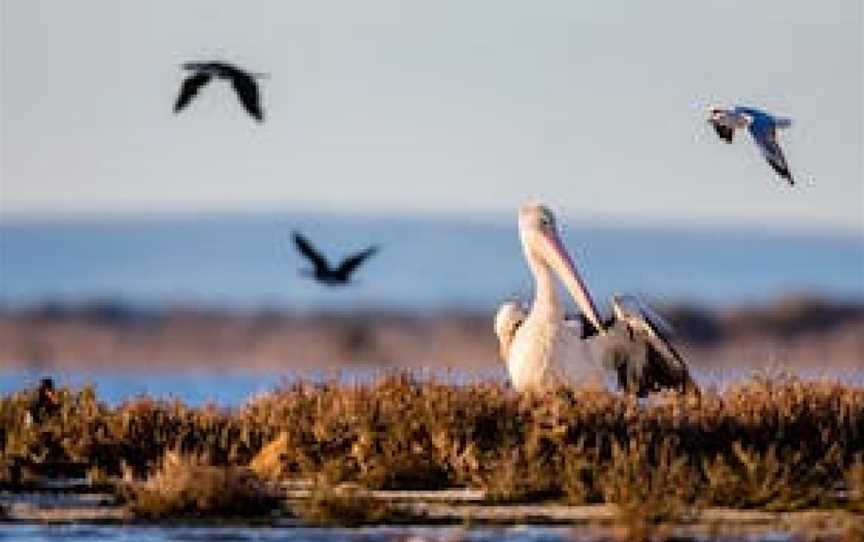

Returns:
1,1,862,232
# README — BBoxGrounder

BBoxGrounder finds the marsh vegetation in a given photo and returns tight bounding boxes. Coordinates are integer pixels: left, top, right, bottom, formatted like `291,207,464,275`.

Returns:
1,372,862,523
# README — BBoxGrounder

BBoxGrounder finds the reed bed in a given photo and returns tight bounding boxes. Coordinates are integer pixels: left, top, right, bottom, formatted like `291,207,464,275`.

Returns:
1,373,862,515
122,451,279,519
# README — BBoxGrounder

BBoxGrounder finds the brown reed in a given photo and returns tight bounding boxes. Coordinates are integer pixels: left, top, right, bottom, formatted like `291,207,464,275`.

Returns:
123,450,278,519
1,372,862,516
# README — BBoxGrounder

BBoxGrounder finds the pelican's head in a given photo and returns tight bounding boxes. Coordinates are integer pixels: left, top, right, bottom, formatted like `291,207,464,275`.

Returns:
517,201,604,333
494,301,526,363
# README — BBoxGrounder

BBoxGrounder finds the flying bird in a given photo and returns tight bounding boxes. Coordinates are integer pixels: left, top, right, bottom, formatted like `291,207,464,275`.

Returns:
292,232,378,286
174,61,266,122
708,105,794,185
494,202,698,396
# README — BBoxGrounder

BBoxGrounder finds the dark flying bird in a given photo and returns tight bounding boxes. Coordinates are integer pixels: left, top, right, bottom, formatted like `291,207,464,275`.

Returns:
708,105,794,185
292,232,378,286
174,61,266,122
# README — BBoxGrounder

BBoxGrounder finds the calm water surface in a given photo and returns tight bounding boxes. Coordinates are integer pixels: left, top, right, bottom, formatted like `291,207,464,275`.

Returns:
1,368,861,407
2,214,862,311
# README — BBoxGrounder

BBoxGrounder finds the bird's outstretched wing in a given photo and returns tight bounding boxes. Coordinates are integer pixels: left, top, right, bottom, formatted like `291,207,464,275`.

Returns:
712,122,735,143
748,121,794,185
607,295,698,396
230,72,264,122
336,246,378,278
758,132,793,185
612,295,680,360
174,73,212,113
292,232,330,272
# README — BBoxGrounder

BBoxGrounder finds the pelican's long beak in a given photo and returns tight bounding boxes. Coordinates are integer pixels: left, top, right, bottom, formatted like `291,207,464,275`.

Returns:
541,230,604,334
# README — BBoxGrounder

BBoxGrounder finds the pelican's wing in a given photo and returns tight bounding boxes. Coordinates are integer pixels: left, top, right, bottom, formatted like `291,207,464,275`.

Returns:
336,246,378,277
748,122,794,185
609,295,698,395
292,232,330,272
230,72,264,122
564,312,604,339
613,295,674,338
712,122,735,143
174,72,212,113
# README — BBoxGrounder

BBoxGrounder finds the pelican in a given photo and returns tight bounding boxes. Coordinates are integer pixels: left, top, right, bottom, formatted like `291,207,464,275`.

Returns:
495,202,698,395
174,61,267,122
708,105,794,185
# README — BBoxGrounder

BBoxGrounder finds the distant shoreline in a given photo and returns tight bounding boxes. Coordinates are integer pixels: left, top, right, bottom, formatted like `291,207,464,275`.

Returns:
2,296,862,372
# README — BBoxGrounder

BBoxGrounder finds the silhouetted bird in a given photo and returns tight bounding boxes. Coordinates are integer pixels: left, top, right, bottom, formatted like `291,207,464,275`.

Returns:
25,378,60,425
174,61,266,122
292,232,378,286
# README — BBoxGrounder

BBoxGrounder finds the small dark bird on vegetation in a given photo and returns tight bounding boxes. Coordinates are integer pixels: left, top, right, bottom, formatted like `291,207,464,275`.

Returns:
25,378,60,425
292,232,378,286
174,61,266,122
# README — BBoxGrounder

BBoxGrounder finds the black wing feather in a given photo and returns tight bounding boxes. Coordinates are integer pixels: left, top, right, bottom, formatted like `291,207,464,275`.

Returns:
174,73,212,113
761,132,794,185
292,232,331,273
230,72,264,122
605,297,699,396
336,246,378,277
712,123,734,143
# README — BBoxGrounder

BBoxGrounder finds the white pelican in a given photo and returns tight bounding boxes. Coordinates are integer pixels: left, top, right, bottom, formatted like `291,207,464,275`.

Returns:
495,202,698,395
708,105,794,185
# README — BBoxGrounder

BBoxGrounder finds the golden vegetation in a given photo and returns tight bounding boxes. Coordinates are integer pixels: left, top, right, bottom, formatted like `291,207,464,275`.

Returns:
2,373,863,520
123,451,278,519
296,485,409,526
848,455,864,513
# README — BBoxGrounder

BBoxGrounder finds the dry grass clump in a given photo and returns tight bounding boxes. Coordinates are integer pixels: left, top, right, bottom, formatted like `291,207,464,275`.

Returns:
848,455,864,513
2,372,863,515
248,431,288,480
125,451,278,519
0,384,273,479
602,440,697,523
842,520,864,542
297,484,411,526
702,442,838,511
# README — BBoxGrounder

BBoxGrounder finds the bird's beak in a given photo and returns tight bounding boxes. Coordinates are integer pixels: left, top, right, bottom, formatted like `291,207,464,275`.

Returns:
541,230,604,334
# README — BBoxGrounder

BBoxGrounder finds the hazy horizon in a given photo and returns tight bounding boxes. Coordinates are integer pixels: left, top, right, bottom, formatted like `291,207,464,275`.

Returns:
2,204,863,240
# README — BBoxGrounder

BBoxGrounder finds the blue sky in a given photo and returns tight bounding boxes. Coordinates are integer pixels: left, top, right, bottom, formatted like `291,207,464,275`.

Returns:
2,1,862,232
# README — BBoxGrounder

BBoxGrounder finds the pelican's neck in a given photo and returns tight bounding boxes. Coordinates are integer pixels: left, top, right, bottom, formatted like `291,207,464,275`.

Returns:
528,254,562,321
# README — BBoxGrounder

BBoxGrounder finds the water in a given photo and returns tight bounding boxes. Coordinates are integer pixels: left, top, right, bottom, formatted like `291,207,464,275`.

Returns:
0,369,288,406
0,525,798,542
2,366,861,407
2,214,862,311
0,368,509,406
